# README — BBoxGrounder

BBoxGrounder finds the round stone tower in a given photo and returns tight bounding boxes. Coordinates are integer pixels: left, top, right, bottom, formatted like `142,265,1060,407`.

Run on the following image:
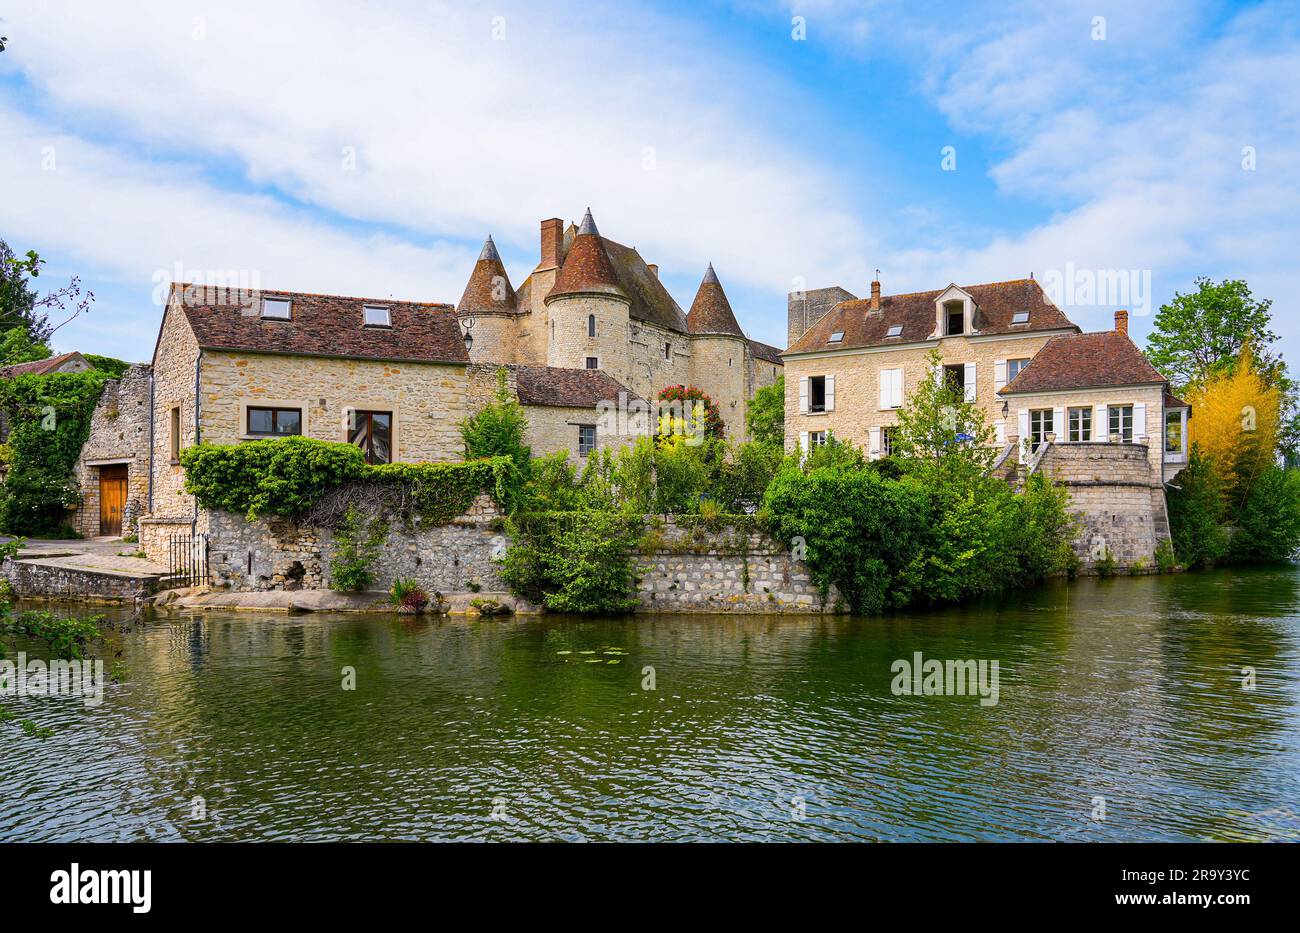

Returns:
542,209,632,382
456,235,519,364
686,263,751,440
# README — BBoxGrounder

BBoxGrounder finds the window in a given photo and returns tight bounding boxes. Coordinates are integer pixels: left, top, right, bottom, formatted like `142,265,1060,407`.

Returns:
728,357,733,367
585,356,599,370
247,406,302,436
1011,311,1030,325
587,314,596,337
664,342,672,361
578,425,597,456
261,297,291,320
828,331,844,343
880,426,895,456
169,406,181,462
1165,410,1184,453
808,431,827,448
1029,408,1054,446
885,324,903,338
943,364,965,394
1109,405,1134,442
809,375,827,412
348,410,392,464
363,305,391,327
880,368,904,409
1067,406,1092,442
945,301,964,335
1006,358,1030,382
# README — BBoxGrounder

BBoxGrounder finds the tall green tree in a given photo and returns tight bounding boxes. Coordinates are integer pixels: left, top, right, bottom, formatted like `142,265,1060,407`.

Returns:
1146,277,1281,390
745,374,784,448
0,239,50,346
892,348,994,487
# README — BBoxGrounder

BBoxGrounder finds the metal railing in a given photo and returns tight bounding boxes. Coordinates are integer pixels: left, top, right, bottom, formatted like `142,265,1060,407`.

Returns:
167,533,210,588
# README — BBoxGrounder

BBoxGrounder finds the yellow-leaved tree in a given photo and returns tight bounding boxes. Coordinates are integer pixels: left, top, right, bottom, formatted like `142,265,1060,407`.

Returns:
1187,345,1281,517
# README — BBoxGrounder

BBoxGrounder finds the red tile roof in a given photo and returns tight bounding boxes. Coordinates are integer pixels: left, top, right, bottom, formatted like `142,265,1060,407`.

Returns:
687,264,745,337
547,211,627,304
787,278,1077,354
0,351,90,378
173,284,469,365
1000,330,1166,394
511,365,636,409
749,339,784,365
457,237,517,314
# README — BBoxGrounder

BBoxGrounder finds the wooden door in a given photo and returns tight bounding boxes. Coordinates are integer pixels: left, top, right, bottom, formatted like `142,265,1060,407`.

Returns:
99,465,128,536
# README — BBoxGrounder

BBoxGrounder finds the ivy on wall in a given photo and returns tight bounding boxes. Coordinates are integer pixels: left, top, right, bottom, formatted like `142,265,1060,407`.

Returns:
0,370,109,536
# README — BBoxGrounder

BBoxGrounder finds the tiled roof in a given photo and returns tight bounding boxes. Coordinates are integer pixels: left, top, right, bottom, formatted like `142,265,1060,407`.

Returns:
749,339,784,365
173,284,469,364
600,238,688,332
0,351,90,377
687,264,745,337
1000,330,1166,394
457,236,517,314
548,211,627,303
787,278,1077,354
1165,391,1189,408
511,365,636,409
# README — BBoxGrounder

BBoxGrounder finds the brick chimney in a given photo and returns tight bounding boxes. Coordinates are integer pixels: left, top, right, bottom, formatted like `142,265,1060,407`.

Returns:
539,217,563,270
1114,309,1129,336
870,275,881,312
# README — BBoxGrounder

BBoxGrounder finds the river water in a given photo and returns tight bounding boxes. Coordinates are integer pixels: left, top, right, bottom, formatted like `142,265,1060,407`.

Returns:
3,566,1299,841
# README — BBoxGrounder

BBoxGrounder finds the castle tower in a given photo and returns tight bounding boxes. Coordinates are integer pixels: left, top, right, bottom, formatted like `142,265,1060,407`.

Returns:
543,209,632,383
687,263,751,440
457,235,519,363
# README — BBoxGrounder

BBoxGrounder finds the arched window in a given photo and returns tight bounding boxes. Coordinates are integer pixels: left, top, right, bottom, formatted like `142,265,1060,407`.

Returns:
587,314,596,337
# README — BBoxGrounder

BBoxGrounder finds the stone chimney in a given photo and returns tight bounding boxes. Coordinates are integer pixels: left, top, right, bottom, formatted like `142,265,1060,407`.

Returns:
539,217,563,270
647,263,658,279
1114,309,1129,336
870,275,881,312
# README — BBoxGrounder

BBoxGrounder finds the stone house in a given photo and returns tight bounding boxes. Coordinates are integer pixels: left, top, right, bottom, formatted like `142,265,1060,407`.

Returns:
456,210,782,440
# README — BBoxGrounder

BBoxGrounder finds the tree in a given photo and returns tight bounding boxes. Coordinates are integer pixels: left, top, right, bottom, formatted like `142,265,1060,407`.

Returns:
657,385,724,445
0,240,48,346
746,375,784,447
891,348,994,487
1165,446,1228,569
460,367,531,473
1147,278,1281,390
0,326,52,365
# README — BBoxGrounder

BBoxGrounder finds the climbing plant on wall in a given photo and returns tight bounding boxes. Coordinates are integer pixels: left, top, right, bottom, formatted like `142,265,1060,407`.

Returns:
0,370,109,536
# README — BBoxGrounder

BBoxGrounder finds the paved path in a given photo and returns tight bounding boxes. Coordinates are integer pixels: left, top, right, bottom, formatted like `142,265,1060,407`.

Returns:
1,536,167,577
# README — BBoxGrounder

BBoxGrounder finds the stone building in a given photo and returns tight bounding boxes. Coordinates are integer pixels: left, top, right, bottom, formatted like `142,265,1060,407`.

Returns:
72,363,152,538
456,210,781,440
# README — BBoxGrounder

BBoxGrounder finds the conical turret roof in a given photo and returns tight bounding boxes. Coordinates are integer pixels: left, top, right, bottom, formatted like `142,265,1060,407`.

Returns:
687,263,744,337
547,209,626,302
458,235,517,313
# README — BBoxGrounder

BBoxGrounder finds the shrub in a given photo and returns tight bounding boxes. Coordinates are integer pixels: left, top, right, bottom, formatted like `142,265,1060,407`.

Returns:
1154,540,1178,572
389,577,430,612
2,610,104,660
714,441,783,514
1093,549,1119,578
746,375,784,447
1227,465,1300,563
328,505,387,592
657,385,725,442
501,510,642,613
1009,471,1080,581
1166,447,1228,568
183,436,366,520
460,367,531,506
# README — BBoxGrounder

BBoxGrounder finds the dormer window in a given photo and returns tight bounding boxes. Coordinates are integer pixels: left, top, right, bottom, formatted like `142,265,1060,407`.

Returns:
945,301,964,335
261,297,291,320
364,305,391,327
886,324,903,338
1011,311,1029,325
828,331,844,343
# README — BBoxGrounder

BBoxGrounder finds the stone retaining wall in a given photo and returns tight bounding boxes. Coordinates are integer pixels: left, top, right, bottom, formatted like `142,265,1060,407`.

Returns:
2,559,158,601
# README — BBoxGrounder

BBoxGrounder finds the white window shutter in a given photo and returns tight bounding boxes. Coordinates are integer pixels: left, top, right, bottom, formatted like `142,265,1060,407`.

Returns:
879,370,889,410
1134,402,1146,443
1095,404,1107,441
964,362,977,402
799,431,808,454
869,427,881,458
995,422,1006,444
895,368,904,408
1053,406,1065,439
825,375,835,412
798,377,809,414
1018,409,1030,440
994,360,1007,392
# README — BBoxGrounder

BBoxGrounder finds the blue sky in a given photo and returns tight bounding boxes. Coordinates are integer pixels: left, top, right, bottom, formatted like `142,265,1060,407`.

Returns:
1,0,1296,365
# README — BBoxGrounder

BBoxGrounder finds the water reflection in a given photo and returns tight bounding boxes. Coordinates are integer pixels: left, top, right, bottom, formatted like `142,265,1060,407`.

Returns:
3,566,1299,841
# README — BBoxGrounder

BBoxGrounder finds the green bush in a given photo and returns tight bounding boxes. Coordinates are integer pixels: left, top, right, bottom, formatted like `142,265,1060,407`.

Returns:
460,367,531,506
183,436,366,520
1227,465,1300,563
1154,540,1178,572
389,577,430,612
501,510,642,613
1166,447,1228,569
328,504,387,592
745,375,784,447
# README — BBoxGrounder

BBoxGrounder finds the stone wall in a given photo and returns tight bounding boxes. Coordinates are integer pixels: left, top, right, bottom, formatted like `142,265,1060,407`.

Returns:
2,558,158,601
72,363,152,537
1037,442,1170,571
148,298,201,522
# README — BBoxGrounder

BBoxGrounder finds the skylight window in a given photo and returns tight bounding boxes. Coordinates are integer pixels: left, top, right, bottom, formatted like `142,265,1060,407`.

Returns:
261,297,291,320
364,305,391,327
1011,311,1030,324
828,331,844,343
886,324,903,338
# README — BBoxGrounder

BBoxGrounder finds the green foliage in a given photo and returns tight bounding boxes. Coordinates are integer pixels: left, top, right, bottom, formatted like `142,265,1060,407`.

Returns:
0,239,49,345
803,432,865,471
1227,466,1300,564
657,384,725,441
459,368,530,506
183,436,366,520
329,505,388,592
746,375,784,447
1154,540,1178,573
1147,277,1280,391
0,370,109,535
0,326,51,365
0,578,15,605
366,458,517,525
1093,549,1119,578
2,610,104,660
713,441,783,513
389,577,430,612
1166,447,1228,569
892,348,995,486
501,510,642,613
1010,472,1081,581
83,354,131,377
